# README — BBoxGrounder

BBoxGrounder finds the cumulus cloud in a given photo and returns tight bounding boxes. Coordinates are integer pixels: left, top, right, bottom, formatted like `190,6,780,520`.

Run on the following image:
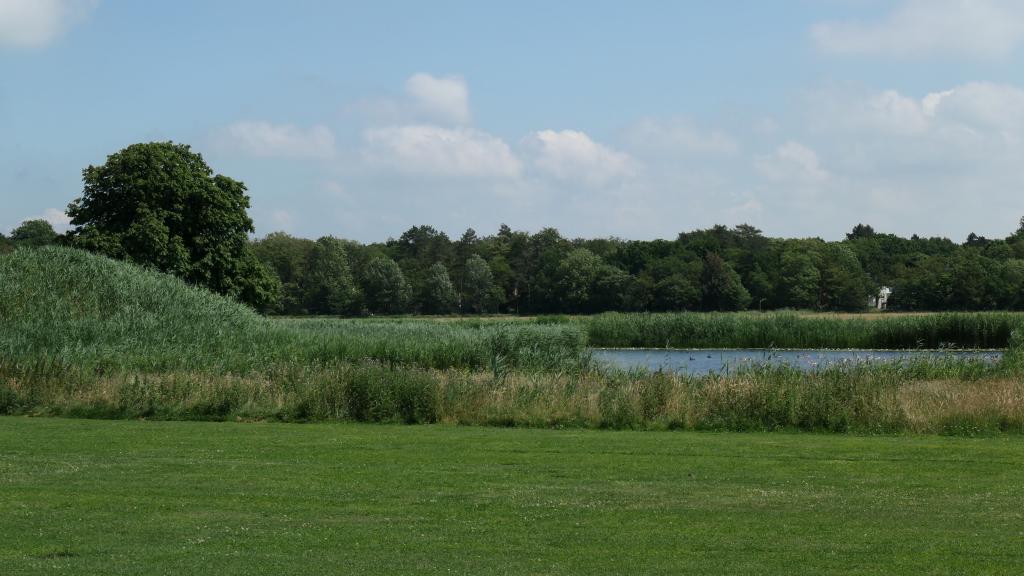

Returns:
363,124,521,178
405,73,471,125
781,80,1024,237
934,82,1024,134
525,130,638,186
212,121,336,159
808,88,942,136
13,207,72,233
41,207,72,231
812,0,1024,59
198,73,1024,241
0,0,95,48
864,90,932,134
811,82,1024,143
755,141,829,184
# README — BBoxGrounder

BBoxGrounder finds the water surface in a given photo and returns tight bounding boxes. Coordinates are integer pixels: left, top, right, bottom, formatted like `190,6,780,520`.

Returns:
592,348,1003,376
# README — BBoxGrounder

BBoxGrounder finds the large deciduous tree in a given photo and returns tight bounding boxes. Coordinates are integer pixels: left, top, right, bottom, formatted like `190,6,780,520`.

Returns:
817,244,871,311
422,262,458,314
462,254,495,314
66,142,280,309
251,232,316,314
653,274,700,311
362,255,411,314
700,252,751,311
304,236,361,315
778,248,820,309
555,248,604,313
553,248,631,313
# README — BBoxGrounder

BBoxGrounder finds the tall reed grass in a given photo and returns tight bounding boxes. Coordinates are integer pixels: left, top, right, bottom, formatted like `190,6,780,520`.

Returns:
577,311,1023,349
281,318,586,372
3,360,1019,435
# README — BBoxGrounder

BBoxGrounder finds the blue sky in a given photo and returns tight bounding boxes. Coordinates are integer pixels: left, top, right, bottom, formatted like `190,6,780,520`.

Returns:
4,0,1024,242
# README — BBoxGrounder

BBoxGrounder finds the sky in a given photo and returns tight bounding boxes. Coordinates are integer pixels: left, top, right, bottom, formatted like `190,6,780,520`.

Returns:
3,0,1024,243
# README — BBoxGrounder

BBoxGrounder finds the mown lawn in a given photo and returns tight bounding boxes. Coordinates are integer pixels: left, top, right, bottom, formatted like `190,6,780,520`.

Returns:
1,418,1022,575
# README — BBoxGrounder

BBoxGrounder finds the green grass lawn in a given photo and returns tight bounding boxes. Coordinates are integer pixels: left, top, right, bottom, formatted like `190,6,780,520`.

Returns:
2,418,1023,575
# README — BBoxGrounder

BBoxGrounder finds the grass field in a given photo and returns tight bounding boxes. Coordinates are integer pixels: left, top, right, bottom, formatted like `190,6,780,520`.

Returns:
2,417,1023,575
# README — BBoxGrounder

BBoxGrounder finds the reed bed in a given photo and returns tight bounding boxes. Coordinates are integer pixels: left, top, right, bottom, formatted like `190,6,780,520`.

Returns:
282,318,587,372
3,360,1020,435
576,311,1024,350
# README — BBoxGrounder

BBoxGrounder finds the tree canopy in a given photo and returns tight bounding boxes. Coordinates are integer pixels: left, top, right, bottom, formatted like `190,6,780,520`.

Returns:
248,219,1024,316
700,252,752,311
66,142,279,309
304,237,360,315
362,256,411,314
9,220,58,248
462,254,496,314
422,262,458,314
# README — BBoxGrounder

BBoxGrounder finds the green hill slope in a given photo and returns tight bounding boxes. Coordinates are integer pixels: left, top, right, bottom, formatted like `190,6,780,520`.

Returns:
0,246,277,371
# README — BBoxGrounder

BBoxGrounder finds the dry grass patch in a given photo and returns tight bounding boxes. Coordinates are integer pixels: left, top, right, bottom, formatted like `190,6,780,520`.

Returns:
896,379,1024,434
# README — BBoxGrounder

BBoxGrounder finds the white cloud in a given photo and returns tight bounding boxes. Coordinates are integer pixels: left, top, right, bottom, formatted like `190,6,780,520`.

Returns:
212,121,335,159
865,90,931,134
812,0,1024,59
783,81,1024,237
755,141,829,184
525,129,637,186
0,0,95,48
13,207,72,233
42,207,71,232
405,73,471,125
195,73,1024,242
363,124,521,178
934,82,1024,134
812,82,1024,142
921,90,954,117
623,117,738,156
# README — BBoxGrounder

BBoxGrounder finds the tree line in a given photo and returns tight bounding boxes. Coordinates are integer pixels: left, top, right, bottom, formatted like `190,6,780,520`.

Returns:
8,141,1024,315
249,221,1024,315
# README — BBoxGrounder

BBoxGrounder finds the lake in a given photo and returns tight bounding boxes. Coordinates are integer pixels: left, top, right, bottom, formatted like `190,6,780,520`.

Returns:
592,348,1004,376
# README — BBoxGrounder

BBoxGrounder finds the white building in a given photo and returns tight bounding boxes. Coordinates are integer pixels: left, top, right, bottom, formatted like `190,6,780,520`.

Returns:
869,286,892,310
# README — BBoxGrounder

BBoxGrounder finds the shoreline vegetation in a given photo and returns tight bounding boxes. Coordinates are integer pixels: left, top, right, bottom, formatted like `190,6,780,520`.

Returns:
590,346,1008,352
3,246,1024,435
573,311,1021,349
7,362,1022,435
